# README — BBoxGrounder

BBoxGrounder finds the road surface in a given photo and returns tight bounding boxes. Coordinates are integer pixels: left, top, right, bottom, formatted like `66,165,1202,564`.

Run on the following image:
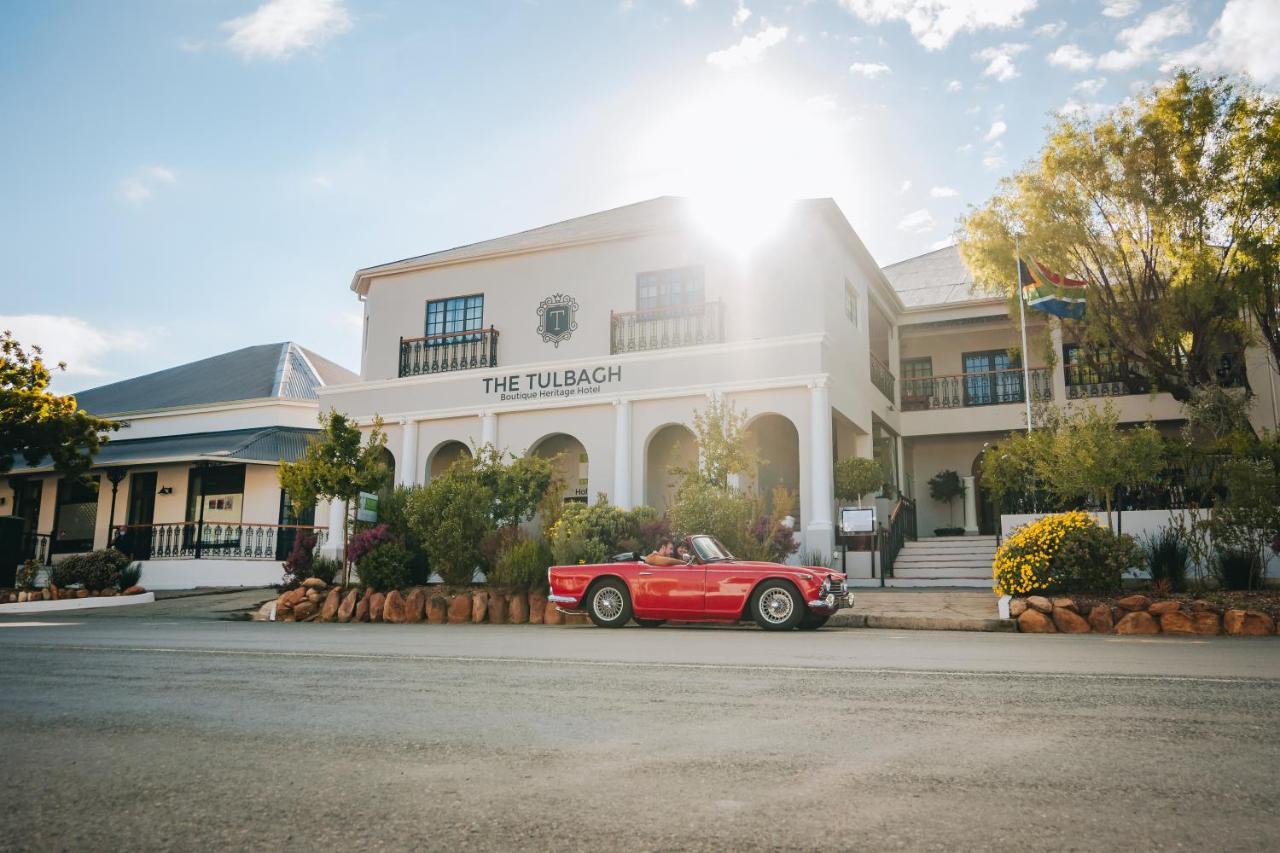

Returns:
1,592,1277,851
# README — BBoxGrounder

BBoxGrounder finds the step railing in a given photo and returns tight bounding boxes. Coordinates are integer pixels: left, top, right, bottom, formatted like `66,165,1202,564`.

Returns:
877,497,916,583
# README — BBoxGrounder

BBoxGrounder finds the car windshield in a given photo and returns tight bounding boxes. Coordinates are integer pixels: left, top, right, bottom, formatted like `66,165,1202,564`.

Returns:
690,535,734,562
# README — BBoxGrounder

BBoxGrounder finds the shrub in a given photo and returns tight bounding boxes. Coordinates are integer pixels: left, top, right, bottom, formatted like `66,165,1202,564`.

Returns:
348,524,394,565
52,548,131,591
490,537,553,592
834,457,883,505
1053,522,1142,594
548,505,610,566
378,486,431,586
310,556,341,585
993,511,1101,596
406,465,494,590
1142,526,1189,592
667,478,758,557
1214,547,1260,591
16,559,40,590
928,469,965,527
117,561,143,590
281,531,317,586
356,542,412,592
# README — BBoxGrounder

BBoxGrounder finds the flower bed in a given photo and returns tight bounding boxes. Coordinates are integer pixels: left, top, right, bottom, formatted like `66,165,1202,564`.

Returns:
1010,592,1279,636
267,578,589,626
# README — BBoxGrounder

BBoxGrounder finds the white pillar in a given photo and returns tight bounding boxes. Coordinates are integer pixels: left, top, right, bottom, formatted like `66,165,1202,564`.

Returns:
320,499,347,559
1050,320,1068,406
399,419,418,487
962,475,979,535
613,399,633,509
480,412,498,449
806,381,835,558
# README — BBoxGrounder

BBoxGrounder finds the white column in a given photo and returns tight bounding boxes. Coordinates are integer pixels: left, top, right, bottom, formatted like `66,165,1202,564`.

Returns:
320,499,347,559
1050,320,1068,407
399,418,419,487
806,381,835,559
962,475,979,535
480,412,498,449
612,399,633,509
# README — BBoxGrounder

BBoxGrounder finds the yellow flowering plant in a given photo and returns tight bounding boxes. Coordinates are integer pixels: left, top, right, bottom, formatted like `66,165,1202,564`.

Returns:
992,511,1098,596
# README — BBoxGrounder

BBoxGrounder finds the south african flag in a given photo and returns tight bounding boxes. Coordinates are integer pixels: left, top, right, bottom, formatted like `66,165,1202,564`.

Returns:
1019,257,1087,320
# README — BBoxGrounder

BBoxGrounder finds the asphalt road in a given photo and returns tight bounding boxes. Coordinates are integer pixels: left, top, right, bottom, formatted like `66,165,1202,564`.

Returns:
1,592,1278,852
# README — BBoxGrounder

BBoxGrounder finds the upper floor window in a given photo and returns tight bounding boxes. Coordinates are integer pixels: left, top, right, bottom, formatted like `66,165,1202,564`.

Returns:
636,266,704,311
901,356,933,379
844,279,858,325
426,294,484,342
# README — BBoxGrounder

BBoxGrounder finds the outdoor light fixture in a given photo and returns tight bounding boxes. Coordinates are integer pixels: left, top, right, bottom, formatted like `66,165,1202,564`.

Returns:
158,486,173,495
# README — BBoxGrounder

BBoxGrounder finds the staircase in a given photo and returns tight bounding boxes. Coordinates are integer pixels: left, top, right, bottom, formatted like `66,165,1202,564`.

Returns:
886,535,998,588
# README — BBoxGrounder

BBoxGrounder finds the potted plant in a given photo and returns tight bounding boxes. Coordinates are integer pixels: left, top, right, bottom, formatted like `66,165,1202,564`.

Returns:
834,457,884,551
927,469,966,536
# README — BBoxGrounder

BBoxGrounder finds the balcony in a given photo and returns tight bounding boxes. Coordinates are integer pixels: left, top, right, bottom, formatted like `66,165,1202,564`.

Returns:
610,301,724,355
399,327,499,378
902,367,1053,411
869,353,895,402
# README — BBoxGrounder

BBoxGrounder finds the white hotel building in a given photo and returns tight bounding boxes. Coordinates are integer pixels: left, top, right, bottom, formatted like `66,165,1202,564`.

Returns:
319,197,1280,580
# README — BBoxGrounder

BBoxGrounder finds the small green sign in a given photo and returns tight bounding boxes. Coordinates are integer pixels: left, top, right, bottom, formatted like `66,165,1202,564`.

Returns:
356,491,379,523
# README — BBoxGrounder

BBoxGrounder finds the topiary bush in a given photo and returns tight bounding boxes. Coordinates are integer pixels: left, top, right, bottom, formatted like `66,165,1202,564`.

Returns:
355,542,411,592
51,548,132,591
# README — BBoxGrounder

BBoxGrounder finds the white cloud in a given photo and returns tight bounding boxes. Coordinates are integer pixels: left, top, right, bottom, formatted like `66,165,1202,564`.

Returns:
1047,43,1095,71
178,38,206,53
1163,0,1280,86
706,25,788,69
118,164,177,204
0,315,147,382
982,152,1007,170
733,0,752,26
957,142,974,153
1074,77,1107,95
223,0,353,61
930,185,959,197
849,61,892,78
1098,3,1192,71
974,42,1028,82
984,119,1007,141
945,79,963,92
1102,0,1140,17
1033,20,1066,38
899,179,913,193
897,208,935,233
1059,98,1111,119
838,0,1038,51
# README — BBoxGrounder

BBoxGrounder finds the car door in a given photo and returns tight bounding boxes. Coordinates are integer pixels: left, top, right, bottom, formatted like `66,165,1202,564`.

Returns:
632,563,705,619
703,562,765,619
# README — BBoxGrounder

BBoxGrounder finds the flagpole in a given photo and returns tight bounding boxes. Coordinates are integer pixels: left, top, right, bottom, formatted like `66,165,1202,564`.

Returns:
1015,239,1033,433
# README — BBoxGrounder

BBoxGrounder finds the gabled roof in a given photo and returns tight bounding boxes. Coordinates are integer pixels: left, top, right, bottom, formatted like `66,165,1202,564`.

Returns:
73,343,358,417
880,244,997,308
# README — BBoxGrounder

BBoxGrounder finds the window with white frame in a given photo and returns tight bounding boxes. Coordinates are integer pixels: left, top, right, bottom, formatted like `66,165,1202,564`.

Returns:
844,279,858,325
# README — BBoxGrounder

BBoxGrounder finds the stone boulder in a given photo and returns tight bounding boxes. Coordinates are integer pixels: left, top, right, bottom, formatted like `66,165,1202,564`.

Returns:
544,599,564,625
1158,611,1197,635
1114,611,1159,634
276,592,293,617
404,588,426,624
1026,595,1053,614
1116,594,1150,611
1149,600,1181,615
75,589,89,599
472,589,489,623
1087,604,1113,634
1051,597,1078,613
1189,599,1219,614
508,591,529,624
368,592,386,623
427,593,449,624
487,591,507,624
122,585,146,596
1052,607,1091,633
1224,609,1276,636
305,588,322,604
1009,598,1028,618
284,587,308,608
1191,612,1221,635
293,600,317,621
302,577,327,590
320,587,342,621
1017,609,1056,633
528,590,547,624
383,590,407,624
447,593,471,623
354,594,370,623
337,588,358,623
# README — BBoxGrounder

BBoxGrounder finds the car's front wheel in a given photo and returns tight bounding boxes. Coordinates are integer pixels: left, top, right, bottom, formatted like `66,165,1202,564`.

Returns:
587,579,633,628
750,581,805,631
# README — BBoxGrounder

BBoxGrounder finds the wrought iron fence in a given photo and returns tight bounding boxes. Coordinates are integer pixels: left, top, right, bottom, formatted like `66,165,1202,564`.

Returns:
111,523,329,561
902,367,1053,411
877,497,916,581
399,327,499,377
869,353,896,402
610,301,725,354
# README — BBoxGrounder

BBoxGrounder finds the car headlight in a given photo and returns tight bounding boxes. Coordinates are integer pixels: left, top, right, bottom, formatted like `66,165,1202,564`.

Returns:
820,578,830,594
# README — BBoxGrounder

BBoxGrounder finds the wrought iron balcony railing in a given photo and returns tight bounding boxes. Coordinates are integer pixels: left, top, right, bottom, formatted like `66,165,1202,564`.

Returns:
901,367,1053,411
869,353,895,402
111,523,329,561
399,327,499,378
610,301,725,354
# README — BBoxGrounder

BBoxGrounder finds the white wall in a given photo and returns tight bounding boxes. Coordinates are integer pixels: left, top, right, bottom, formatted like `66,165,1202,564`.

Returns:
135,559,282,590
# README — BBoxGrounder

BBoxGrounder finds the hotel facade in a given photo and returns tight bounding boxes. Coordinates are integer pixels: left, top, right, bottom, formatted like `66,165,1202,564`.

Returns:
318,197,1280,577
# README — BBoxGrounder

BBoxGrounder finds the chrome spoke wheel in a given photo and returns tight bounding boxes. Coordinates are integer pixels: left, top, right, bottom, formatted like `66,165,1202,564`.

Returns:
758,588,794,625
593,586,625,622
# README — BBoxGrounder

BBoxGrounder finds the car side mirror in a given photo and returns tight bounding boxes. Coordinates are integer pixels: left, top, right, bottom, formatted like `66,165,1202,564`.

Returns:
611,551,636,563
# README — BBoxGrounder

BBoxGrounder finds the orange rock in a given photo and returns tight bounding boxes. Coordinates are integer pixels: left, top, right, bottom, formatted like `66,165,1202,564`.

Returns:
487,591,507,624
337,588,358,623
368,592,386,623
1026,595,1053,614
305,588,322,604
1009,598,1028,618
1087,604,1113,634
447,593,471,624
1192,612,1221,635
1149,600,1181,615
1158,611,1196,635
427,594,449,624
354,594,370,622
471,589,489,623
1051,597,1078,613
528,590,547,624
383,590,406,624
293,600,317,621
301,577,327,590
1052,607,1091,633
1189,599,1219,614
75,589,89,599
508,591,529,624
404,588,426,623
1017,609,1056,633
544,599,564,625
319,587,341,621
1116,594,1150,611
122,585,145,596
1114,611,1159,634
1224,609,1276,636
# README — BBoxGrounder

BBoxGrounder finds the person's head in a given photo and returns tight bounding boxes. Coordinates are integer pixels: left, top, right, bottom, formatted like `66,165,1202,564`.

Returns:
656,538,675,556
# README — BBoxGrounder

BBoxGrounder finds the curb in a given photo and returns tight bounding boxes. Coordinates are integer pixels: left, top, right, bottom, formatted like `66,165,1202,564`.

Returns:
828,611,1014,632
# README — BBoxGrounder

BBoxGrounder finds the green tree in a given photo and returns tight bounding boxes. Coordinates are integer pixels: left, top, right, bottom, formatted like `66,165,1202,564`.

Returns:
685,397,759,488
834,457,882,507
1,331,119,476
926,469,965,527
960,73,1280,402
277,411,390,582
469,444,554,528
405,462,494,590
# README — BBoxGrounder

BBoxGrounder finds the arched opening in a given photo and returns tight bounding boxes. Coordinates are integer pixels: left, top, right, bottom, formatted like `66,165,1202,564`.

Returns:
972,449,997,536
744,414,800,518
427,440,472,481
644,423,697,514
530,433,589,504
377,446,396,506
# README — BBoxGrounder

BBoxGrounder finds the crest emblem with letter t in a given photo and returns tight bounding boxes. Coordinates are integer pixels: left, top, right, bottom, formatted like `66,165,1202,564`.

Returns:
537,293,579,347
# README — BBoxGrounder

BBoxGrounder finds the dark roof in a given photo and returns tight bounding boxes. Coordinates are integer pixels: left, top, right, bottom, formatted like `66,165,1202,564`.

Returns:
880,244,993,307
73,343,358,416
7,427,320,473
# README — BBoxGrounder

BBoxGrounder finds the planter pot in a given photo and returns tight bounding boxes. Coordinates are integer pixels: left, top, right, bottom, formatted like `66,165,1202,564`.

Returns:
528,590,547,624
427,593,448,624
488,591,507,624
471,589,489,623
447,593,471,623
507,591,529,624
543,600,563,625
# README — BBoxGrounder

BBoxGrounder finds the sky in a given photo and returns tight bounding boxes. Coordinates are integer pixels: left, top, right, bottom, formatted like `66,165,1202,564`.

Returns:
1,0,1276,392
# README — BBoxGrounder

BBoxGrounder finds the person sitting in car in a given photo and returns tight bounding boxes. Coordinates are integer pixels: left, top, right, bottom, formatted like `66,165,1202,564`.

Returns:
643,538,686,567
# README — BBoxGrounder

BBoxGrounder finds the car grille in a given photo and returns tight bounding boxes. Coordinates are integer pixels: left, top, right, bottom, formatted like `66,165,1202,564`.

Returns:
826,578,846,595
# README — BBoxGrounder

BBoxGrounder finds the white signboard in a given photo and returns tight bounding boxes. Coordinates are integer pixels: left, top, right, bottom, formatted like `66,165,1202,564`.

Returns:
840,507,876,534
356,492,379,523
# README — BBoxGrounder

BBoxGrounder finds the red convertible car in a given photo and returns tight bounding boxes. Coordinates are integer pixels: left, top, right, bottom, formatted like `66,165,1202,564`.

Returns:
547,535,854,631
